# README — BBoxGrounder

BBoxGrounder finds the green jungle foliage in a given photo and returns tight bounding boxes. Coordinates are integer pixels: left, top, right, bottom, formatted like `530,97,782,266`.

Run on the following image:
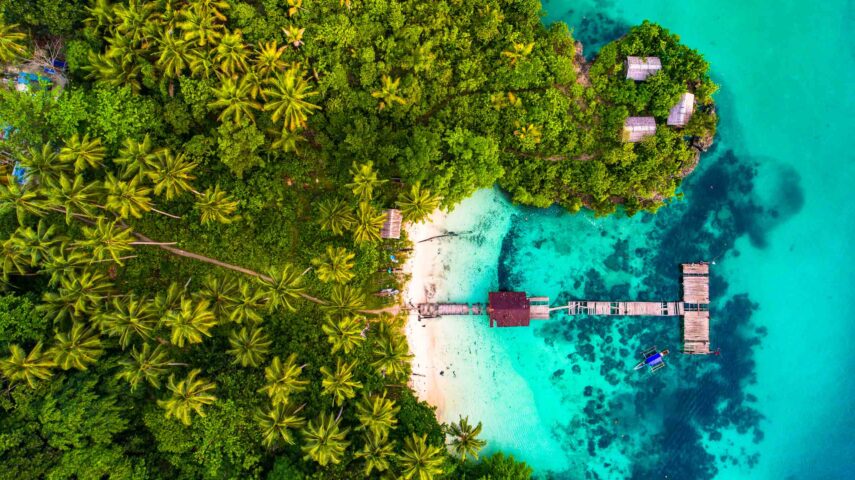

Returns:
0,0,716,478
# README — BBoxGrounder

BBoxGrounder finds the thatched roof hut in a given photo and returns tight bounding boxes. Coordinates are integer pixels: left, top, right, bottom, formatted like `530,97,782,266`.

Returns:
623,117,657,142
625,56,662,81
667,92,696,127
380,209,402,239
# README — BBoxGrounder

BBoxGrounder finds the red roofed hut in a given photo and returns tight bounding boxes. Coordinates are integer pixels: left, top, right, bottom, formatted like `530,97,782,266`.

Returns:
487,292,530,327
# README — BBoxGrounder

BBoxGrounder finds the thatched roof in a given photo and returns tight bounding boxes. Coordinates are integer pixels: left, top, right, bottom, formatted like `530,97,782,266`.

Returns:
623,117,657,142
667,92,696,127
625,56,662,81
380,209,402,239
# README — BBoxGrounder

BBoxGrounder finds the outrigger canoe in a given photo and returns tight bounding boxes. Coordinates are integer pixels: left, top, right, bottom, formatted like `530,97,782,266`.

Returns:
634,346,669,373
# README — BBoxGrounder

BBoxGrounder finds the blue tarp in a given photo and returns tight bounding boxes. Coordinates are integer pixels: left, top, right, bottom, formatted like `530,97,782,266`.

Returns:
12,163,28,185
645,353,663,366
52,59,67,69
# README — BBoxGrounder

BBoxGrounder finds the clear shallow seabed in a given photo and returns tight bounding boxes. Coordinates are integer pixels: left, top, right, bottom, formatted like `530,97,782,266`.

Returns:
420,1,855,478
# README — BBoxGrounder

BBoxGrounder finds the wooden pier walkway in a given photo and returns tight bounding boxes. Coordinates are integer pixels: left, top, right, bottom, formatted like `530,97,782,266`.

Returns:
411,263,711,354
559,263,711,354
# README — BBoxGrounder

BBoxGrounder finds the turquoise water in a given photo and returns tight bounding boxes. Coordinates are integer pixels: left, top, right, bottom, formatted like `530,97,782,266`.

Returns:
425,1,855,478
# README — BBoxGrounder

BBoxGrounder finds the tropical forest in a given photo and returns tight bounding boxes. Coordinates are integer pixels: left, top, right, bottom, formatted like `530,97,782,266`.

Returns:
0,0,716,479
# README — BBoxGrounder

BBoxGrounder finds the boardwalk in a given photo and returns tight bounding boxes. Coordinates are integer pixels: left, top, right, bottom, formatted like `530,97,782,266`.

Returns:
410,263,712,354
558,263,712,354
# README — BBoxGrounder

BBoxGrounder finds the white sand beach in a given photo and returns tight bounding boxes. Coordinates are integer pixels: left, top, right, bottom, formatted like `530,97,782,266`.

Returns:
402,210,450,416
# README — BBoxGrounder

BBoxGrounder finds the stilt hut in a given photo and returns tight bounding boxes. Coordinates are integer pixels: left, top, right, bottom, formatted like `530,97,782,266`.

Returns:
625,56,662,81
667,92,696,127
487,292,530,327
623,117,657,142
380,209,402,239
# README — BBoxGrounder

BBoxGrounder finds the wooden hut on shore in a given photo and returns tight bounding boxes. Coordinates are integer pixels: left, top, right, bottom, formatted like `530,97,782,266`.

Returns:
667,92,696,127
625,56,662,81
487,292,530,327
380,209,402,239
623,117,657,142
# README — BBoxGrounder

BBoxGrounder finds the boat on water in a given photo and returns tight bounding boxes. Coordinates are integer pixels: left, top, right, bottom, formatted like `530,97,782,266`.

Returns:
634,346,669,372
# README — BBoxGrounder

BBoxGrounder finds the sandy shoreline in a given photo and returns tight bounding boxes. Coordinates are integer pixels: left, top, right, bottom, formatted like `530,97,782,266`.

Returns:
402,210,449,418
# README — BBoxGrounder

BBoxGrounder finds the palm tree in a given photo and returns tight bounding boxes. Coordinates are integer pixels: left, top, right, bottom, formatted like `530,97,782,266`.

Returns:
114,135,157,179
355,431,395,476
230,280,266,324
40,269,113,322
371,327,412,379
0,22,28,64
269,126,303,153
84,0,116,33
320,357,363,406
154,282,184,317
282,25,305,48
178,5,223,47
259,265,304,312
263,67,321,131
257,402,306,447
85,50,142,92
148,149,198,200
49,323,103,371
215,30,250,76
8,220,60,266
158,369,217,426
258,353,308,405
316,198,355,235
196,275,237,321
447,416,486,461
156,32,191,90
41,248,88,287
195,185,240,224
209,76,261,124
301,411,350,466
323,285,366,315
59,134,106,172
312,246,355,284
187,47,217,79
113,0,156,47
501,42,535,66
352,202,386,243
227,326,271,367
116,342,179,390
354,393,399,438
371,75,407,110
98,295,158,348
193,0,230,22
398,433,445,480
80,218,135,265
321,315,365,355
163,298,217,347
346,162,386,201
285,0,303,17
0,177,47,225
396,183,441,223
49,174,100,223
104,173,153,219
19,144,67,188
1,240,30,279
0,343,54,388
253,41,286,77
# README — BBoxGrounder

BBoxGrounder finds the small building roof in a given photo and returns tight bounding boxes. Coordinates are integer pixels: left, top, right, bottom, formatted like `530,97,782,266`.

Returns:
667,92,696,127
380,209,402,239
626,56,662,81
488,292,530,327
623,117,657,142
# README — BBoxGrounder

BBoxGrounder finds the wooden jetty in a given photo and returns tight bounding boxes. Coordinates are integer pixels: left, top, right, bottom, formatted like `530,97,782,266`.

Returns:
559,263,712,354
411,262,711,355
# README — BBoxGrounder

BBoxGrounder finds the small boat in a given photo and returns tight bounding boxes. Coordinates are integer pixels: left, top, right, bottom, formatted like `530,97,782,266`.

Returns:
634,346,669,373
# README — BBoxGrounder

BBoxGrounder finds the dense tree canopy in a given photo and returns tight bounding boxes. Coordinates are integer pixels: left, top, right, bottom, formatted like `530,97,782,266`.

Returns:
0,0,716,478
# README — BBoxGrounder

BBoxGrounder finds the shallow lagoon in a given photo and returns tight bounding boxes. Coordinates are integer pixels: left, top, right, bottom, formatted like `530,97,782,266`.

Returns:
423,1,855,478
